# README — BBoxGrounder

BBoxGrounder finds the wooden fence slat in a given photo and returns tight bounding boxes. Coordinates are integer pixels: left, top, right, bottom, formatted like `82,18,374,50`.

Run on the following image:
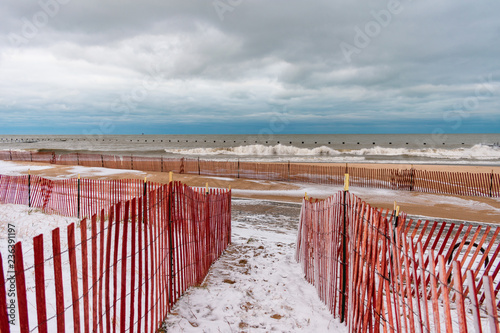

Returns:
453,261,468,333
68,223,81,333
98,209,105,333
91,214,98,333
439,255,453,333
80,218,90,333
0,255,10,333
137,197,143,333
129,199,137,333
112,203,121,333
417,241,430,332
483,275,500,333
466,270,483,333
143,194,150,333
148,189,157,332
14,242,29,333
120,201,130,331
34,235,48,333
52,228,66,333
409,238,423,333
429,251,441,333
104,207,114,333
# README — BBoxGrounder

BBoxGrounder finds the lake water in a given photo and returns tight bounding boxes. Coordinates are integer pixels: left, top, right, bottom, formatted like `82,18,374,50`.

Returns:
1,133,499,165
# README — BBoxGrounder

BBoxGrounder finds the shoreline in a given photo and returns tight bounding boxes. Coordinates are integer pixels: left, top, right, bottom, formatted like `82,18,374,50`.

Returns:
1,160,499,224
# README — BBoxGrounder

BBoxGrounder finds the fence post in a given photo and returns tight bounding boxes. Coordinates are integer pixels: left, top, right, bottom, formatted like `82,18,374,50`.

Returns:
30,152,33,162
489,171,494,198
9,150,12,161
180,157,185,174
76,153,80,166
340,173,349,323
77,174,81,219
410,165,414,191
237,159,240,178
390,202,400,276
205,182,210,264
101,155,104,168
28,169,31,208
288,161,291,181
198,157,201,175
168,174,174,306
161,157,164,173
386,203,400,286
131,156,134,170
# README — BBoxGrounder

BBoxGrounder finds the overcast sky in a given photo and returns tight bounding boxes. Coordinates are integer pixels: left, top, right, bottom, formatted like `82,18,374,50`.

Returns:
1,0,499,135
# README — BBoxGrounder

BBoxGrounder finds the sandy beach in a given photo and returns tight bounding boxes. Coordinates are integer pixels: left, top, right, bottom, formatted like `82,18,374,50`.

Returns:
1,160,499,224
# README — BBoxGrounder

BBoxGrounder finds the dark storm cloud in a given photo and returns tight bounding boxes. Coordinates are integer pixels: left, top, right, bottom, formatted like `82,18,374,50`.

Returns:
0,0,499,134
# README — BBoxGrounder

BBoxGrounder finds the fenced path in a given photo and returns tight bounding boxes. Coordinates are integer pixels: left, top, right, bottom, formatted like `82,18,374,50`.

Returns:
0,174,231,332
1,150,499,198
163,198,346,332
297,189,500,332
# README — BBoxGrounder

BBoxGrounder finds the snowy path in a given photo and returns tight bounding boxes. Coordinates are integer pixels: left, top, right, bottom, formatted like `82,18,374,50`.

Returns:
162,199,346,332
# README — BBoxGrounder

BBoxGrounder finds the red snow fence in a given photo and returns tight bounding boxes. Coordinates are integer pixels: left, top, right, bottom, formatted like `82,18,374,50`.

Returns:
1,150,499,197
296,190,500,332
0,176,231,332
0,174,157,219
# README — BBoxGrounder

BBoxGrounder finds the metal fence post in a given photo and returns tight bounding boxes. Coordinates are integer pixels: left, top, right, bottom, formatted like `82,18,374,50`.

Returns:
77,174,81,219
489,171,494,198
168,174,174,306
341,173,349,323
143,177,147,209
28,169,31,208
410,165,414,191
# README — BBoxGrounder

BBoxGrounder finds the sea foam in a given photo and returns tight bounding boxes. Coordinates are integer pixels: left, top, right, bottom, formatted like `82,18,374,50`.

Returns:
164,143,500,160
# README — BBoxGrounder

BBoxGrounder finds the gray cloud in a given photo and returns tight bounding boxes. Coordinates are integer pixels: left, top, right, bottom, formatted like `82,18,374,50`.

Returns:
0,0,499,133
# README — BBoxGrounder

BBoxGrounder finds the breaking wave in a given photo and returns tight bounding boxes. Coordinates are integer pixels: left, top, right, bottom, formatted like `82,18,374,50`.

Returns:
165,144,341,156
165,144,500,161
349,144,500,160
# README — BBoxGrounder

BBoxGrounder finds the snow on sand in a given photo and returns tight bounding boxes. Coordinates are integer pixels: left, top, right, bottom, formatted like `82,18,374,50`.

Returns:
162,199,346,332
0,204,80,332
